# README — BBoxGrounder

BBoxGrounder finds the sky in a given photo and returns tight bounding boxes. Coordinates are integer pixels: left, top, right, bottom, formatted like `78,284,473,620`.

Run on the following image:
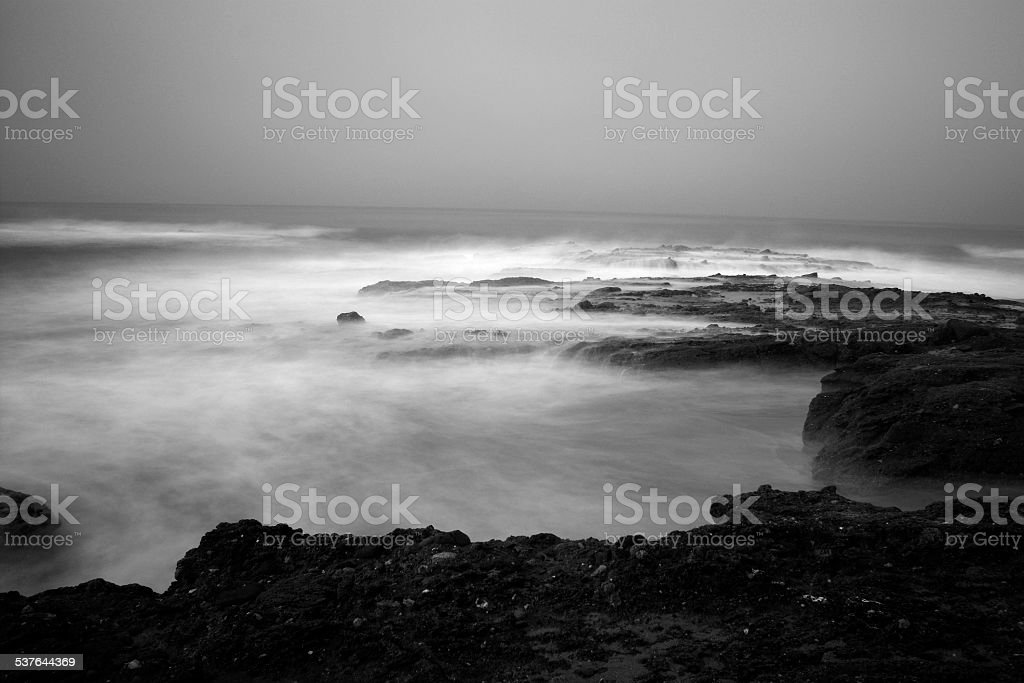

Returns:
1,0,1023,227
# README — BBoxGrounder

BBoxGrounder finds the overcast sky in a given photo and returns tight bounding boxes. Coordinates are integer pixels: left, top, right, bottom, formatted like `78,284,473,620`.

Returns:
1,0,1023,226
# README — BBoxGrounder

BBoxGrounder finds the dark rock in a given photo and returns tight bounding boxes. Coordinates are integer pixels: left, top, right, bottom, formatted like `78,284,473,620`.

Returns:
576,300,618,312
354,544,385,559
561,333,858,369
423,530,470,547
214,581,264,606
4,490,1024,680
374,328,413,340
336,311,366,323
358,280,435,295
932,318,991,344
805,349,1024,478
468,277,553,287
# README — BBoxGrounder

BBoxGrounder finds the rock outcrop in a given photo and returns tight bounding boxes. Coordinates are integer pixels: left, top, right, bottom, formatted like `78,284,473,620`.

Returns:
374,328,414,340
3,487,1024,681
358,280,436,295
0,486,55,539
805,345,1024,478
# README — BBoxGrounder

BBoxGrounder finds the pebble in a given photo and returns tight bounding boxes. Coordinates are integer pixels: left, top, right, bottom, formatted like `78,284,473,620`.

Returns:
431,551,458,565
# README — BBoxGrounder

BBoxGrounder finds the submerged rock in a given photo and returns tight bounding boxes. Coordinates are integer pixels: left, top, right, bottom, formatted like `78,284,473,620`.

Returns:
374,328,413,339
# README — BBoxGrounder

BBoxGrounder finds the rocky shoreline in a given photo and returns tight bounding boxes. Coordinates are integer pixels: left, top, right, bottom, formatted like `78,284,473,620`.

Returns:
3,273,1023,681
363,273,1024,483
4,486,1024,681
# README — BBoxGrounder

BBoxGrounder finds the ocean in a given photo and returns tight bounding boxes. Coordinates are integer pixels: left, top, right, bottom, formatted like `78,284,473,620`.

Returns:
1,203,1022,594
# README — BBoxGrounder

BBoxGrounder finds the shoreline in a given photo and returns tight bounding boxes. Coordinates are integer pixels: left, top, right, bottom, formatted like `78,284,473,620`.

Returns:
4,486,1024,680
2,274,1022,680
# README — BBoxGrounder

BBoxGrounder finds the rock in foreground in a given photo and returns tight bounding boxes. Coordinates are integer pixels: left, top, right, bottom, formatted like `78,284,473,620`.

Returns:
3,487,1024,681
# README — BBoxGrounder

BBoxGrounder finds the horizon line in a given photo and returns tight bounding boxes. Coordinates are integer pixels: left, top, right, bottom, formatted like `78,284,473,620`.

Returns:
1,199,1022,232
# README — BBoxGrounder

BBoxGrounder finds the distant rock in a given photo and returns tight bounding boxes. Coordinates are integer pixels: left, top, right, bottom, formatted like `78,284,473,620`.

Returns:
374,328,413,340
336,312,366,323
468,277,553,287
576,300,618,312
800,272,818,278
358,280,435,295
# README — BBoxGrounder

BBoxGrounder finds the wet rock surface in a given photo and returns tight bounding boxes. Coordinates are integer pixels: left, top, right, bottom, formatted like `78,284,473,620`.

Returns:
805,346,1024,479
8,274,1016,680
336,311,367,323
561,332,872,370
3,486,1023,681
550,276,1024,480
375,328,415,340
362,273,1023,480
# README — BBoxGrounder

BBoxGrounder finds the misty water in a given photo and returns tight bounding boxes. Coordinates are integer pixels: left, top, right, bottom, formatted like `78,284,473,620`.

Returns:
2,206,1023,595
